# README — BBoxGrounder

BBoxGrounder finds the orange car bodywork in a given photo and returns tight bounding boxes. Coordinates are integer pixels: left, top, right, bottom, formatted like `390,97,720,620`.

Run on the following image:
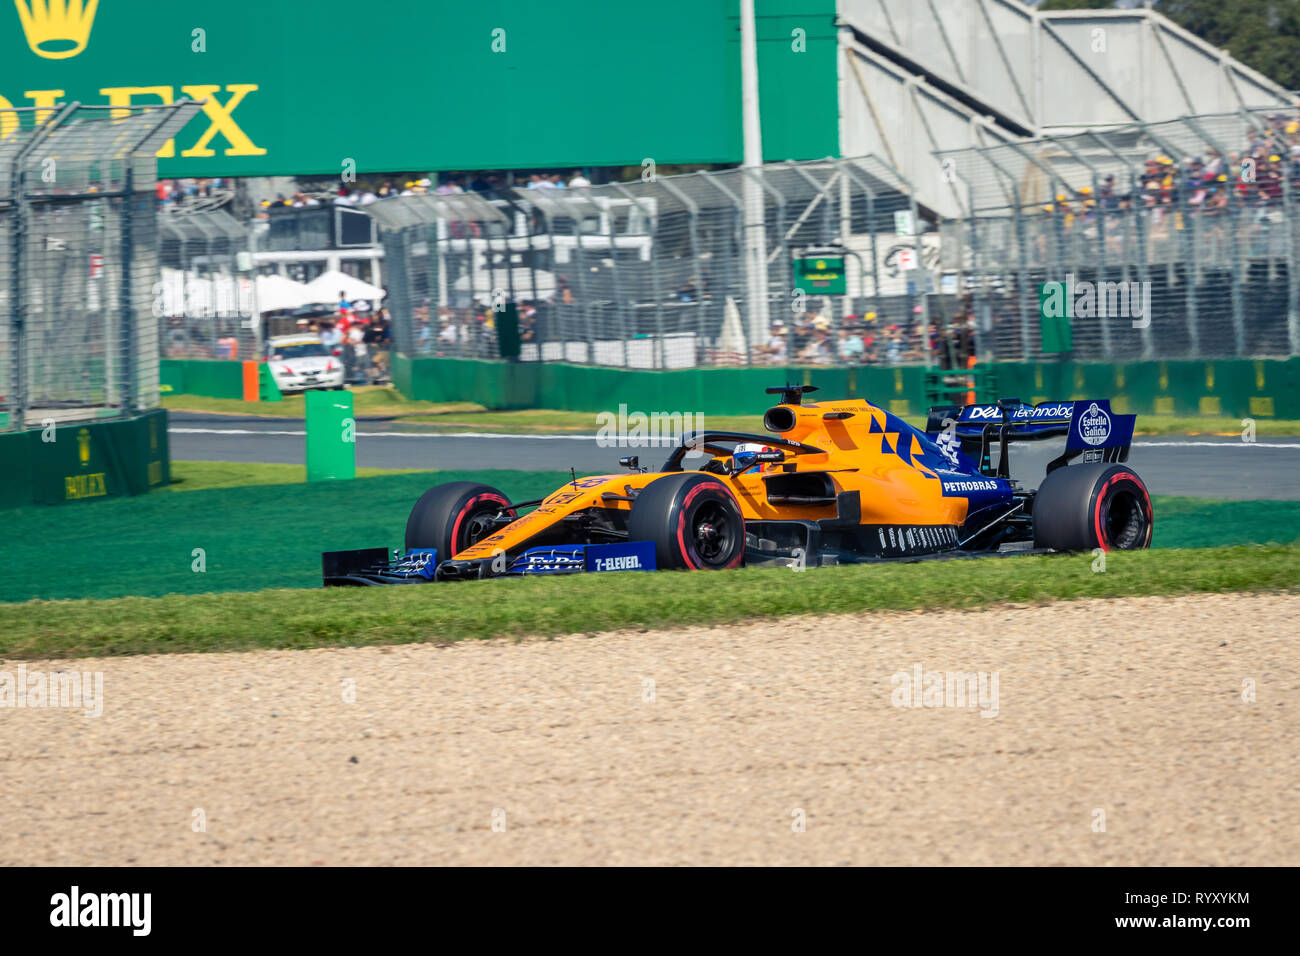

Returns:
453,397,980,562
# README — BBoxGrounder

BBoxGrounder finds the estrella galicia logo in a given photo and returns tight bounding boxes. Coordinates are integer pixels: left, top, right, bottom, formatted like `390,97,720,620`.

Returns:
1079,402,1112,446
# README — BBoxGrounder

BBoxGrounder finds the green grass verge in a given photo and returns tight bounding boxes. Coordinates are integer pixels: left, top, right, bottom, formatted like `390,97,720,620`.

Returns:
161,460,423,493
2,454,1299,606
2,544,1296,660
163,387,1300,437
0,469,579,604
163,386,482,420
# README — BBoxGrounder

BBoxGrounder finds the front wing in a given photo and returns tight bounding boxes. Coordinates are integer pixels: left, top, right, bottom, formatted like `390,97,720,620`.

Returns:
322,542,658,586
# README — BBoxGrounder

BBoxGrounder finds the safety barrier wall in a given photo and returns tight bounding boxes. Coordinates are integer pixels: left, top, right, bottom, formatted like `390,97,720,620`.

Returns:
160,359,246,400
393,354,1300,421
0,410,171,510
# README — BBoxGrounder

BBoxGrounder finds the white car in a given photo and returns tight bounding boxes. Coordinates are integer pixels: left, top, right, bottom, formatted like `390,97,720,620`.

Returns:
266,335,345,392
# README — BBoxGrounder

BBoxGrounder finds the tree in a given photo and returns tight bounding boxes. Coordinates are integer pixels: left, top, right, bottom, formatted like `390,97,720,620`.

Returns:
1155,0,1300,91
1038,0,1300,91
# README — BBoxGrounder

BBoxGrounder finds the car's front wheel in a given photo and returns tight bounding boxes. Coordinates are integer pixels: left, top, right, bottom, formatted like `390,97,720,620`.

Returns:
627,473,745,570
404,481,514,558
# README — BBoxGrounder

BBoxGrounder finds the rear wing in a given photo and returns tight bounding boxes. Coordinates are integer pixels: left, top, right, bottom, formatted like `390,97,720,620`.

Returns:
926,399,1136,478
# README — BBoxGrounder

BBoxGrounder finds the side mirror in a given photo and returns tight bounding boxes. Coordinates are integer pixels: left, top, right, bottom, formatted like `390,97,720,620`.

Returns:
618,455,640,471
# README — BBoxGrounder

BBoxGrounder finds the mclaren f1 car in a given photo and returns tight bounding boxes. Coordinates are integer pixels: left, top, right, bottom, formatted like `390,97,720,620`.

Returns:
322,384,1153,584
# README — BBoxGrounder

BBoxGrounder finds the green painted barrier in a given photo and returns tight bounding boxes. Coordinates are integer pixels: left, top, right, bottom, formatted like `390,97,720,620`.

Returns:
305,390,356,481
0,410,170,510
391,355,1300,421
159,359,245,399
258,363,284,402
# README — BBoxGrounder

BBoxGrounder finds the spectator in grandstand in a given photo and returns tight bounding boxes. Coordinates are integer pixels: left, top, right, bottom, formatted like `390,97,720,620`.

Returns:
341,319,366,383
437,319,458,349
568,171,591,188
797,328,833,364
1203,148,1224,179
836,326,865,363
1097,173,1119,210
805,306,832,336
557,276,575,305
756,321,788,363
883,325,904,365
364,314,390,383
859,326,879,364
320,321,343,355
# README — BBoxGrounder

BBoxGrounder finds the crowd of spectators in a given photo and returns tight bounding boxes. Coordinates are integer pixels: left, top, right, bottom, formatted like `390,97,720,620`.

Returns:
260,169,595,213
156,177,229,206
753,304,977,369
1036,114,1300,226
307,297,392,385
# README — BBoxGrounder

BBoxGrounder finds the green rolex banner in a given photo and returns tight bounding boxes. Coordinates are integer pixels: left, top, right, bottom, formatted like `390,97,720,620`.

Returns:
0,0,839,179
0,411,171,509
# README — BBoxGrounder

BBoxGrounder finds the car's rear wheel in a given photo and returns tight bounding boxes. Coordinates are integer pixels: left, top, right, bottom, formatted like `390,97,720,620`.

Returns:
404,481,514,558
628,473,745,570
1033,463,1153,552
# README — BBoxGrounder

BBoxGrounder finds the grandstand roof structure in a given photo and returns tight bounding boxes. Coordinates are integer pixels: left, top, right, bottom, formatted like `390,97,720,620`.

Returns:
839,0,1295,218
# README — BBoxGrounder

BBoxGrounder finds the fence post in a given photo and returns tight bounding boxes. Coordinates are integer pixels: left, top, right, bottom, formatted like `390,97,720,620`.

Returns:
609,182,664,368
120,165,138,413
603,195,626,367
658,177,705,366
9,103,75,430
1011,186,1032,359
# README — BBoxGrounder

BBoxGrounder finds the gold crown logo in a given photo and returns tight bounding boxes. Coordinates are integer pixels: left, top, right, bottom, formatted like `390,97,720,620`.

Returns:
15,0,98,60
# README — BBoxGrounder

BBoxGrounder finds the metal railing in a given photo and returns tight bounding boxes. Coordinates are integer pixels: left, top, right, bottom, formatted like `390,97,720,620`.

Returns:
1,100,199,432
371,157,942,369
939,106,1300,361
157,207,256,360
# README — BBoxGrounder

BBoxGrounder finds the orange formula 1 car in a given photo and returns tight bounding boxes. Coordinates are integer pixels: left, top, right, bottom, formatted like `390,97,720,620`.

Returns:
322,384,1153,584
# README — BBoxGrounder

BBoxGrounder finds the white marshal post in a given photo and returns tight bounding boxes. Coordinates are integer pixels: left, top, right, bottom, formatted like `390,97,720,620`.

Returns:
740,0,770,353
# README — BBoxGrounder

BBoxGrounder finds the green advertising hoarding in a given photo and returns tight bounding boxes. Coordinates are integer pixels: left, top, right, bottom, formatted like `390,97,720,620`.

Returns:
1,0,838,178
793,254,847,295
0,410,171,509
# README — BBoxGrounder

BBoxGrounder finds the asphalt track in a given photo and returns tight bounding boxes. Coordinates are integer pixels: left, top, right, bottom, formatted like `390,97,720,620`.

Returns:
168,412,1300,500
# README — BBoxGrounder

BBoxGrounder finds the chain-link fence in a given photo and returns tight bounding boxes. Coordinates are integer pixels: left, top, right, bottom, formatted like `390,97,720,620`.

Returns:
1,100,199,432
372,156,957,370
939,106,1300,361
157,207,256,360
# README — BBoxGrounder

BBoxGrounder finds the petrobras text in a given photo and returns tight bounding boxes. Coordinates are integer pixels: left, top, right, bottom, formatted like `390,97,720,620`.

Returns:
940,478,1001,493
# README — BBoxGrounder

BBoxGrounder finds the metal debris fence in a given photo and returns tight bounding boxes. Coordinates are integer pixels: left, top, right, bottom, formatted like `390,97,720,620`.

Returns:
371,156,938,370
939,106,1300,362
1,100,199,432
157,207,257,361
373,110,1300,371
